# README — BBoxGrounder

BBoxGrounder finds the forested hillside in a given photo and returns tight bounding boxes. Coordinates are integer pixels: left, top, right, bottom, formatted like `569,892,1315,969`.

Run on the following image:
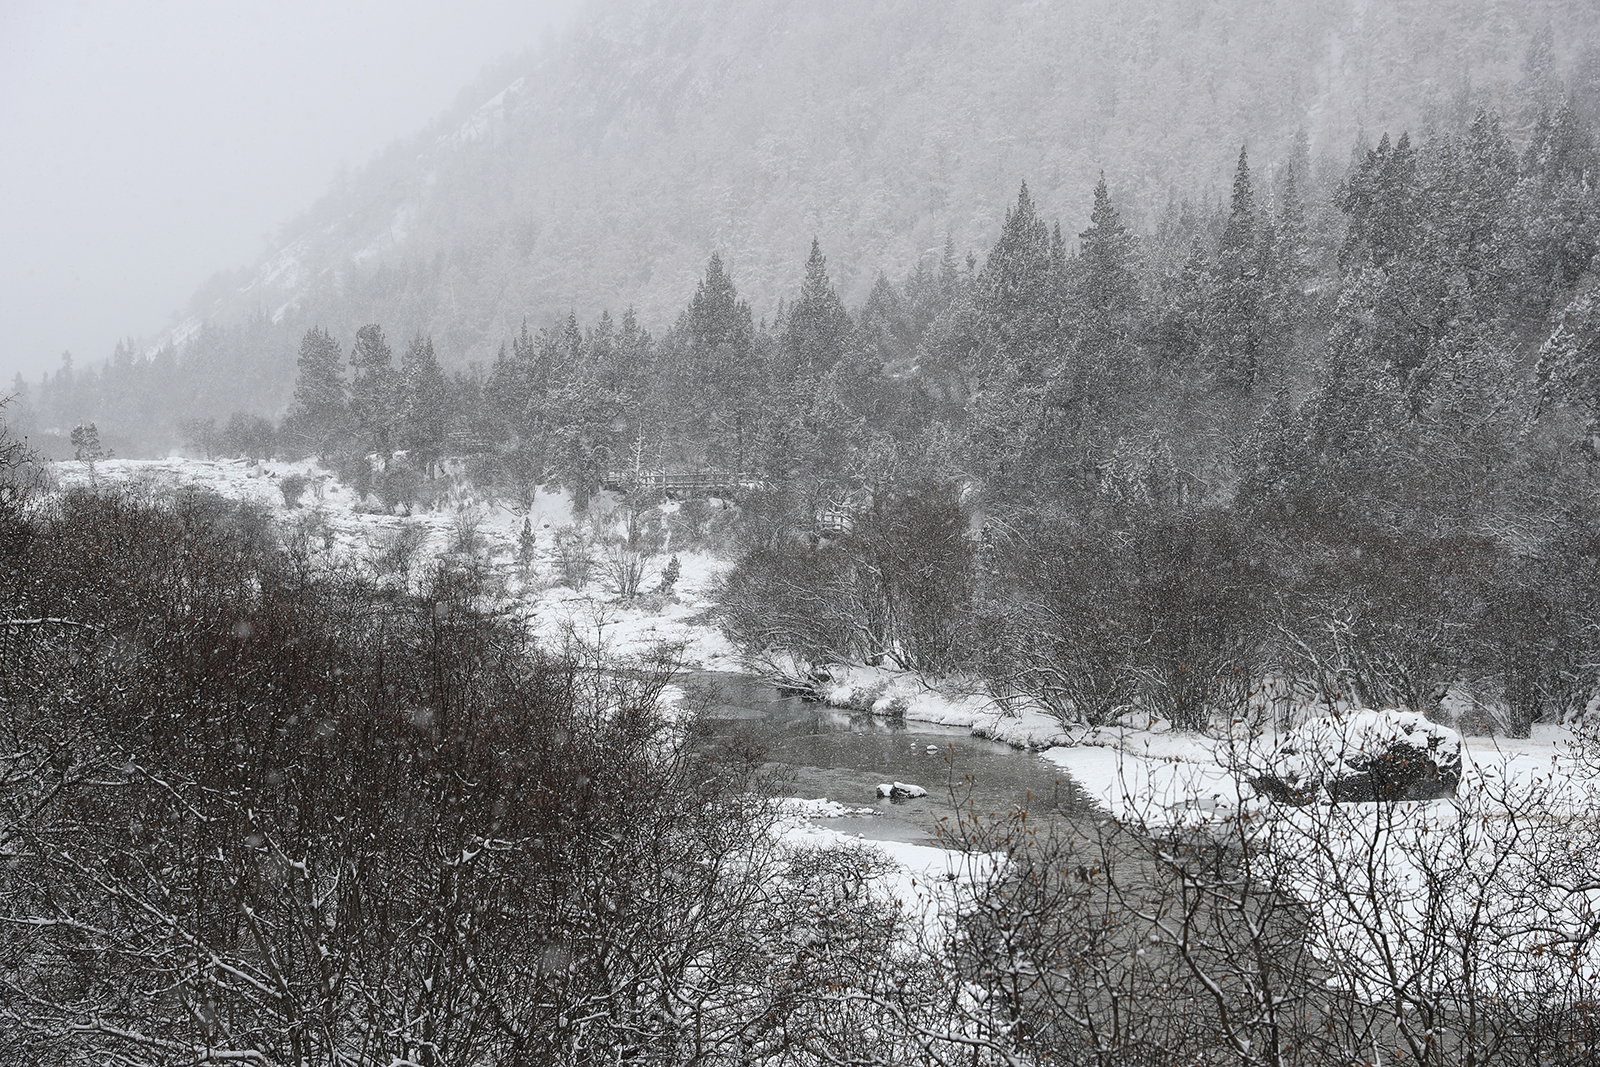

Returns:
13,0,1600,450
22,93,1599,737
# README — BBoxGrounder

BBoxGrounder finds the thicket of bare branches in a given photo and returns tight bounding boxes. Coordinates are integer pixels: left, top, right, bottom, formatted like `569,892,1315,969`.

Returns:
914,751,1600,1067
0,487,940,1065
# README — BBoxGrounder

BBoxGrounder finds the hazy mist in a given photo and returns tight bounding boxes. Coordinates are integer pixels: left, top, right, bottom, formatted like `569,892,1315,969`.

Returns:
0,0,580,388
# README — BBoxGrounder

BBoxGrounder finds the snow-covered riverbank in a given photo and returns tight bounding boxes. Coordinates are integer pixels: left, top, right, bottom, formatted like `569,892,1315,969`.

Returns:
56,456,743,669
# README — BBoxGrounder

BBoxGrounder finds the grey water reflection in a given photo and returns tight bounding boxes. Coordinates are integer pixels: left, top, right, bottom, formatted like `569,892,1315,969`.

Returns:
689,672,1090,848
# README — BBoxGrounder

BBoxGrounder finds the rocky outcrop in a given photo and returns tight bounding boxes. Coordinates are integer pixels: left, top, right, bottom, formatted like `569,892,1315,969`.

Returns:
1251,710,1463,804
876,782,928,800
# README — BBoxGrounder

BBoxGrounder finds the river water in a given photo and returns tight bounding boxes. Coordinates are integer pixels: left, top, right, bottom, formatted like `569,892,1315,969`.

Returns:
689,672,1091,848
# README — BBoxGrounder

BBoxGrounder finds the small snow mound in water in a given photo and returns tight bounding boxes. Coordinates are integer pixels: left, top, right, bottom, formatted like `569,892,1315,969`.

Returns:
877,782,928,800
778,797,877,818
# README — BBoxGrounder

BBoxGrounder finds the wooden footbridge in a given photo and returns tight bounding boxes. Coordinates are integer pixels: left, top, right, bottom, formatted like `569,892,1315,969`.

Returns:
602,470,762,499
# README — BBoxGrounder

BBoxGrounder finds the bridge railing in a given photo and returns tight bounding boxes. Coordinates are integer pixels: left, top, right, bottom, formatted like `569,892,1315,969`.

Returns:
602,471,760,497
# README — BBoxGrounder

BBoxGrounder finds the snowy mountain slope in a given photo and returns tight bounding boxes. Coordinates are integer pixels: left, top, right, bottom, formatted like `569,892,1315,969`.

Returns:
161,0,1597,373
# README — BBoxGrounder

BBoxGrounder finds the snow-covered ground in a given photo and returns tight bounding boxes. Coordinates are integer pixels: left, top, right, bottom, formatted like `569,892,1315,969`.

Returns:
771,798,996,933
56,456,741,670
752,657,1072,749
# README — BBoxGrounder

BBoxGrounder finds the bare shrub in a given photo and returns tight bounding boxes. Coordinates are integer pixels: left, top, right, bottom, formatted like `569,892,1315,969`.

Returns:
277,471,309,509
365,521,428,583
554,522,594,589
4,486,933,1065
603,506,662,600
716,478,976,672
448,504,485,557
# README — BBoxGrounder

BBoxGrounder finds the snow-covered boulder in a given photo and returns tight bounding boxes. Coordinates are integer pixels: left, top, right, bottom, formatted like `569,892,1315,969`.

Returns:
1251,709,1463,804
876,782,928,800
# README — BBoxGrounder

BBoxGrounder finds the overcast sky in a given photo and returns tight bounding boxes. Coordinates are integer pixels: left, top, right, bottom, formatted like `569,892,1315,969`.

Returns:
0,0,582,389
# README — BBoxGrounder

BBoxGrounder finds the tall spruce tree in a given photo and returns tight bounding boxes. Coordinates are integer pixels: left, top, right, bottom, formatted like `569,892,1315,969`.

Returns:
398,333,449,466
349,324,398,458
778,239,855,382
977,181,1062,386
1274,165,1311,322
674,253,764,471
1074,175,1143,355
289,326,346,457
1208,146,1267,393
1339,132,1419,269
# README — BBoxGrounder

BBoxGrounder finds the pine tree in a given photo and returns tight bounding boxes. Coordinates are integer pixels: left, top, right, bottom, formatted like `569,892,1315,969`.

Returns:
1274,165,1311,316
1207,146,1266,393
859,273,916,368
1535,282,1600,454
1045,175,1148,454
485,322,541,438
1338,132,1419,269
1522,103,1600,300
1152,237,1211,376
778,239,855,382
289,326,346,457
1074,175,1143,354
976,181,1062,385
70,422,108,463
1447,110,1520,318
349,324,398,458
398,333,449,466
673,253,764,472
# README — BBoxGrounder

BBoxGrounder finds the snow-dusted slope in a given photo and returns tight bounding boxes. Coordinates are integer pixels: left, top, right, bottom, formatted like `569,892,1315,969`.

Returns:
156,0,1597,372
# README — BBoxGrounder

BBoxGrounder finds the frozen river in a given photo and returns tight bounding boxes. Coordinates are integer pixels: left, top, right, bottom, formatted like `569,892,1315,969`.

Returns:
691,672,1090,847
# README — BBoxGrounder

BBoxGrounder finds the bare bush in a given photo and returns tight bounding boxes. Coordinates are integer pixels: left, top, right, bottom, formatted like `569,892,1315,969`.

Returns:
717,478,976,672
554,522,594,589
2,486,941,1065
923,741,1600,1067
364,521,428,583
603,505,661,600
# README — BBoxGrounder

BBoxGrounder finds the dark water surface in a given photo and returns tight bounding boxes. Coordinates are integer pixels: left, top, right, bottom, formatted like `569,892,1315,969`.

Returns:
689,672,1090,848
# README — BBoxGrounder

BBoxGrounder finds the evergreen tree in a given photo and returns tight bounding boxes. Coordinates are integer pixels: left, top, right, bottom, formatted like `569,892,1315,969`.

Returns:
485,322,542,438
1522,104,1600,308
398,333,449,466
1536,282,1600,454
1041,175,1147,468
778,239,855,382
288,326,346,457
671,253,765,472
857,273,925,380
1441,110,1521,321
1152,237,1210,376
975,182,1062,386
1207,146,1267,393
1074,175,1143,355
69,422,108,463
686,253,755,356
349,324,398,457
1338,132,1419,269
1273,165,1311,323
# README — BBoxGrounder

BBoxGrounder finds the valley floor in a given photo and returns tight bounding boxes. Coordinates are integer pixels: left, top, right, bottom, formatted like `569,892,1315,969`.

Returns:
54,456,1590,827
51,457,1600,988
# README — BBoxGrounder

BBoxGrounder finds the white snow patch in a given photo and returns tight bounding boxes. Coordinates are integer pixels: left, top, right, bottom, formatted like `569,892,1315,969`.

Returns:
775,797,877,819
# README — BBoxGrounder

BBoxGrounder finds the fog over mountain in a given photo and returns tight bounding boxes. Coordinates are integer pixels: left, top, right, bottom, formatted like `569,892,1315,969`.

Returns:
164,0,1600,370
0,0,581,392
